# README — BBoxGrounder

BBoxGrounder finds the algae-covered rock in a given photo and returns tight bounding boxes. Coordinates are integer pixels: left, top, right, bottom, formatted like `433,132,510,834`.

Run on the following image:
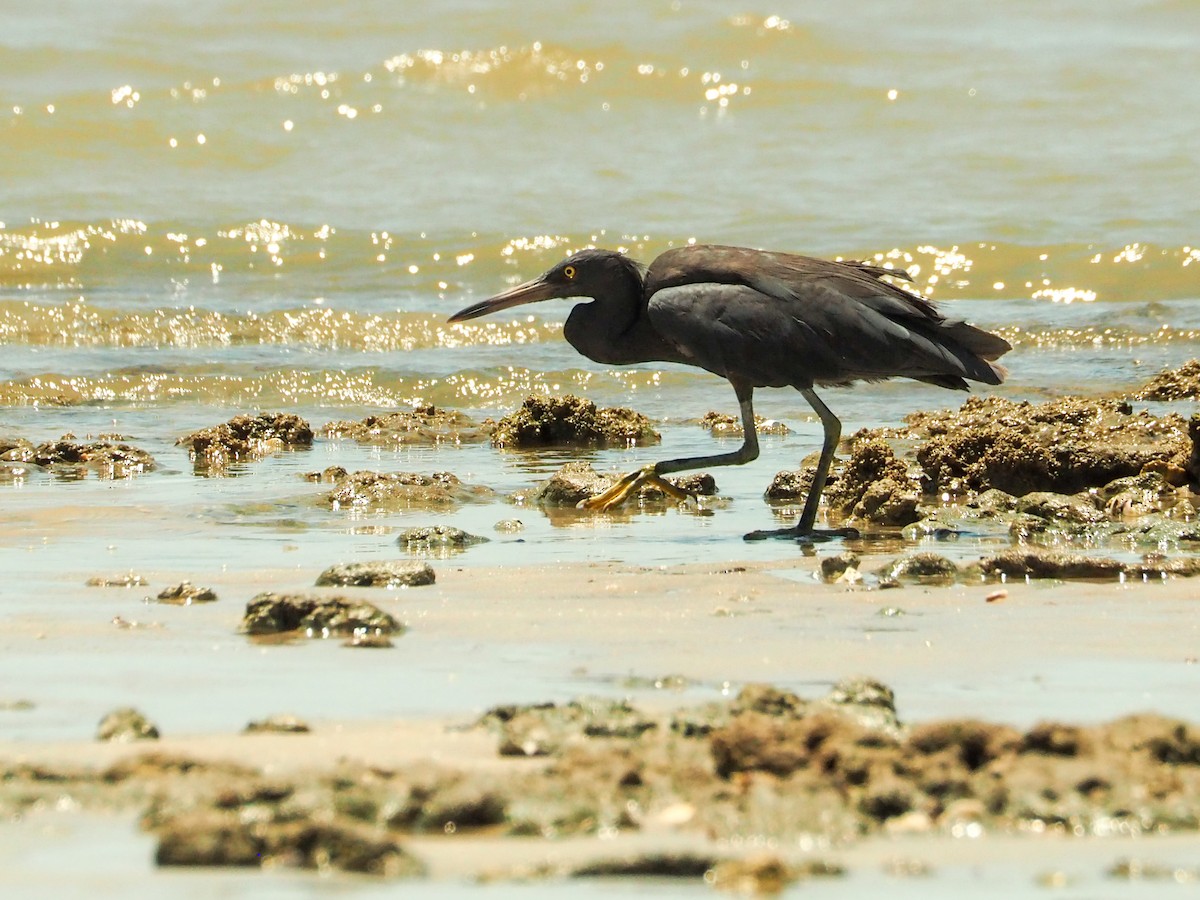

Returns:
523,462,616,507
315,561,435,589
1014,492,1107,525
179,412,312,474
397,525,489,553
9,679,1200,855
323,405,487,446
637,471,718,501
243,715,311,735
699,411,791,438
97,707,161,743
303,465,349,483
763,468,812,502
849,477,922,526
881,552,959,584
826,437,916,522
521,462,714,508
572,853,719,878
730,684,809,719
911,396,1192,495
1133,359,1200,401
325,470,493,510
709,711,876,779
820,676,903,737
31,439,156,478
241,593,403,637
819,552,861,583
491,394,659,448
973,550,1126,581
155,811,423,876
0,435,36,463
478,697,658,757
155,582,218,605
86,572,149,588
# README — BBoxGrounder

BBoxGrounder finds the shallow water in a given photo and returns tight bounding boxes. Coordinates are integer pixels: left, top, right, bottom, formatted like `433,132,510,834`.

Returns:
2,0,1197,674
2,4,1200,892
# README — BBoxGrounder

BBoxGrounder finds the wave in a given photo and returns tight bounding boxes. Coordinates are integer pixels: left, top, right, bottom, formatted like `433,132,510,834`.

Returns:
0,364,670,410
2,220,1197,304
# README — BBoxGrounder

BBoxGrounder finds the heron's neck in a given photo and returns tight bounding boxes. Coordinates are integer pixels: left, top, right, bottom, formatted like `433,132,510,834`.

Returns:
563,295,682,366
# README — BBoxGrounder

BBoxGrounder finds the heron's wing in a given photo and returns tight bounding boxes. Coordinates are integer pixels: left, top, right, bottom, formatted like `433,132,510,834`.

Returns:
646,245,1010,364
646,282,1005,391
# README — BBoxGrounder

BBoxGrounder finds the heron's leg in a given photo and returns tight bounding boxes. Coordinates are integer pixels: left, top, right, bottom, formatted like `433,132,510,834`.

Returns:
579,381,760,511
744,387,857,542
795,387,839,534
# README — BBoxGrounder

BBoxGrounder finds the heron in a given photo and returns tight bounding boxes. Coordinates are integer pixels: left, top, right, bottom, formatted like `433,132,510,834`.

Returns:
448,244,1010,540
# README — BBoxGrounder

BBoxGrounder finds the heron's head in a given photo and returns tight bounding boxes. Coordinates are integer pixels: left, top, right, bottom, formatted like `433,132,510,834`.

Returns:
447,249,644,322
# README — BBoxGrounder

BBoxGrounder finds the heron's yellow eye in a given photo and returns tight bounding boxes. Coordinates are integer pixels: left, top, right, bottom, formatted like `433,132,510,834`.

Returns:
563,265,576,279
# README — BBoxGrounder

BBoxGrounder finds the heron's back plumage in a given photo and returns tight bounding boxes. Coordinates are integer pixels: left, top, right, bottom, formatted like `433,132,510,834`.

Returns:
643,244,1009,391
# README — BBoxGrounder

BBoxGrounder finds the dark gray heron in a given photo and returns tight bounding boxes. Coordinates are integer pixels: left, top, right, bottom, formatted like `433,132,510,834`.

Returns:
448,244,1010,540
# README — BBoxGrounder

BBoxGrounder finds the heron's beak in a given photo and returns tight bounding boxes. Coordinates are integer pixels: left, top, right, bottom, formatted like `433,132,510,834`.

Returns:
447,275,562,323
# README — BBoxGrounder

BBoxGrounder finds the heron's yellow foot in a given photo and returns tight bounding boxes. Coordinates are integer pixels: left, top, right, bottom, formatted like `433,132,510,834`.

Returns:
578,466,694,511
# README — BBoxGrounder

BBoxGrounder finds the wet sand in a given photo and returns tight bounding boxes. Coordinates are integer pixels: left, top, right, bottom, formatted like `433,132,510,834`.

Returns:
3,555,1199,895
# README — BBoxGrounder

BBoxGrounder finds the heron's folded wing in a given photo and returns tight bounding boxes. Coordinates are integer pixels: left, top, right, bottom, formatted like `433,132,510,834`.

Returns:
646,282,1003,390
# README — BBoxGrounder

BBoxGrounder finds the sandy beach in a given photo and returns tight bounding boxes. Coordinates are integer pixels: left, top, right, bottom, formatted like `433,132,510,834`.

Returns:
4,554,1199,896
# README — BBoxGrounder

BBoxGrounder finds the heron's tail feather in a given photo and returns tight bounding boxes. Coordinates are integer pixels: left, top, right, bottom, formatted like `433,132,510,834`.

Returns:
943,320,1011,361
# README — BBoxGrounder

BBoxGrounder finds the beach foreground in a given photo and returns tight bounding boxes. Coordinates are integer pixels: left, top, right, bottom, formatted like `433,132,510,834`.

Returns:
3,556,1199,896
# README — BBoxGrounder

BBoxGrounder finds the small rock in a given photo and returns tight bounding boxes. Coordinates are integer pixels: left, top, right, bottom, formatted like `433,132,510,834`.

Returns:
154,811,423,876
244,715,311,735
494,518,525,533
154,811,262,868
1132,358,1200,401
821,677,902,736
491,394,659,448
700,411,791,437
0,436,36,463
1014,491,1107,525
324,469,492,510
974,550,1126,581
526,461,616,506
323,406,487,447
31,440,156,478
97,707,160,742
397,525,488,552
316,561,435,588
572,853,718,878
881,552,958,584
478,697,657,757
819,552,860,583
241,593,403,637
637,471,718,501
732,684,807,719
179,412,313,474
763,468,811,502
154,581,218,605
303,465,348,483
86,572,149,588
